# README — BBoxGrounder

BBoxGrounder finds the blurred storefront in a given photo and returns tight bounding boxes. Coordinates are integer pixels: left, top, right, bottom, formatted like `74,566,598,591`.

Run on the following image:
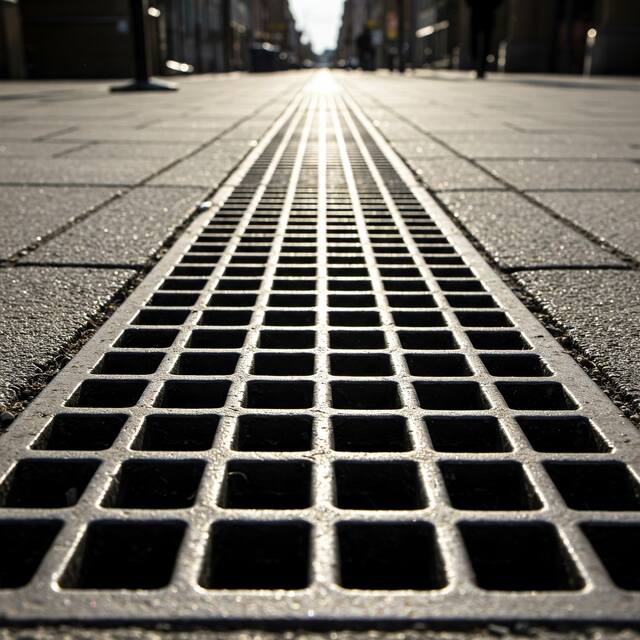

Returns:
338,0,640,75
0,0,304,79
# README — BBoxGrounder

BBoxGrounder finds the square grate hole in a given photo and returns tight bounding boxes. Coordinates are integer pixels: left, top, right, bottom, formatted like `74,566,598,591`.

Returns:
268,293,315,307
337,522,445,590
467,331,531,350
388,294,435,308
329,330,386,350
172,352,239,376
330,354,393,376
544,462,640,511
93,352,164,375
440,461,541,511
133,309,189,326
329,311,381,326
155,380,230,408
208,293,257,307
456,311,513,328
150,292,199,307
0,459,99,508
244,381,314,409
60,521,185,590
103,460,205,509
481,354,552,377
252,353,315,376
398,331,457,350
0,520,62,588
201,521,310,589
234,415,312,451
334,461,425,510
425,416,511,452
414,382,490,410
405,354,472,377
332,415,411,452
32,414,126,451
115,329,178,348
581,523,640,590
497,382,577,410
264,310,316,326
187,330,246,349
199,310,252,326
517,416,610,453
258,330,315,349
331,381,401,410
66,380,147,408
459,522,583,591
220,460,311,509
134,415,218,451
393,311,446,327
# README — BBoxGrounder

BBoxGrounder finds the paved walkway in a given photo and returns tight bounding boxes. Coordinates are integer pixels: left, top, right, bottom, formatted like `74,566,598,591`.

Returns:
1,70,639,421
0,73,304,409
345,71,640,419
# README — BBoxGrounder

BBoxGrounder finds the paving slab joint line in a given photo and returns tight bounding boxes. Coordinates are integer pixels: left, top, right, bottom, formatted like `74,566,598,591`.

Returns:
341,82,640,271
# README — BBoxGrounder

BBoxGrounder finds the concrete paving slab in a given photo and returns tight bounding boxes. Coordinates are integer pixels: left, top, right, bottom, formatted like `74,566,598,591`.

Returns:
0,123,73,140
148,141,251,187
530,191,640,262
63,142,200,160
389,139,454,159
49,126,222,143
514,269,640,407
434,132,640,159
439,191,624,269
481,159,640,190
0,157,167,186
410,157,505,190
0,266,136,408
0,142,81,158
24,187,209,265
0,186,117,259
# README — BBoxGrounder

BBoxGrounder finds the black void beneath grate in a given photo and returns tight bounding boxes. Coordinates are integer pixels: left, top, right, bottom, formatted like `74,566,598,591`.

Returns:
0,84,639,626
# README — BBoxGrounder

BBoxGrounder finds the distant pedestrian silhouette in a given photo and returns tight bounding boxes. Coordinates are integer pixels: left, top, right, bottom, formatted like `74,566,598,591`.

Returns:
466,0,502,78
356,27,375,71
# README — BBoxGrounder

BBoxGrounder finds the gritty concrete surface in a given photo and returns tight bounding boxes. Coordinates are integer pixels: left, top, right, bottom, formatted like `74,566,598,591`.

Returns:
23,187,209,266
513,269,640,413
479,159,640,191
345,71,640,418
407,158,505,190
0,186,116,259
0,266,136,406
438,192,625,269
0,73,304,409
529,192,640,262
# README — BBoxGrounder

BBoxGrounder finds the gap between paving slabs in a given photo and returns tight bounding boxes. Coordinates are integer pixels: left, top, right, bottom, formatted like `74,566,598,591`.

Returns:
0,77,638,626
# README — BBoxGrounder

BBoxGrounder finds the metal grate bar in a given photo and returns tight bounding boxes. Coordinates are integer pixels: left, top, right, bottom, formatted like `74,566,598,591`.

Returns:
0,78,638,625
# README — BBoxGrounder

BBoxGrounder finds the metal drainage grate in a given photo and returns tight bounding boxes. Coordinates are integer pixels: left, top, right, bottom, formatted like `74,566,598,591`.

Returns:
0,84,639,625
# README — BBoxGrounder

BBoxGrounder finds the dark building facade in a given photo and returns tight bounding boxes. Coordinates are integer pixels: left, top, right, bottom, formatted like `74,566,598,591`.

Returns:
0,0,296,79
338,0,640,75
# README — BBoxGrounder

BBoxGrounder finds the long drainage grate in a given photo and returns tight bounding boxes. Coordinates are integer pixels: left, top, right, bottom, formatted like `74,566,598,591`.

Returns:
0,79,639,625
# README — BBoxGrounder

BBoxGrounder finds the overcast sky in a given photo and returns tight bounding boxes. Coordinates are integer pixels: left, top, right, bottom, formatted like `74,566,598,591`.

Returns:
289,0,345,54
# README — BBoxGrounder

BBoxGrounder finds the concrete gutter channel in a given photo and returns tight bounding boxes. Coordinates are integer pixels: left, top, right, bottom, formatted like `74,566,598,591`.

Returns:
0,75,638,636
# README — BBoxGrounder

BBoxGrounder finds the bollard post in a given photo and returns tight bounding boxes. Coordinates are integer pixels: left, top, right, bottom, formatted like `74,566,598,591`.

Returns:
111,0,177,92
397,0,405,72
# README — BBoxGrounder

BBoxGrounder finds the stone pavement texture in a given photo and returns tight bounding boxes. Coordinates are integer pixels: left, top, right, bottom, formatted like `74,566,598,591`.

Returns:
0,73,303,408
344,71,640,417
1,70,640,425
